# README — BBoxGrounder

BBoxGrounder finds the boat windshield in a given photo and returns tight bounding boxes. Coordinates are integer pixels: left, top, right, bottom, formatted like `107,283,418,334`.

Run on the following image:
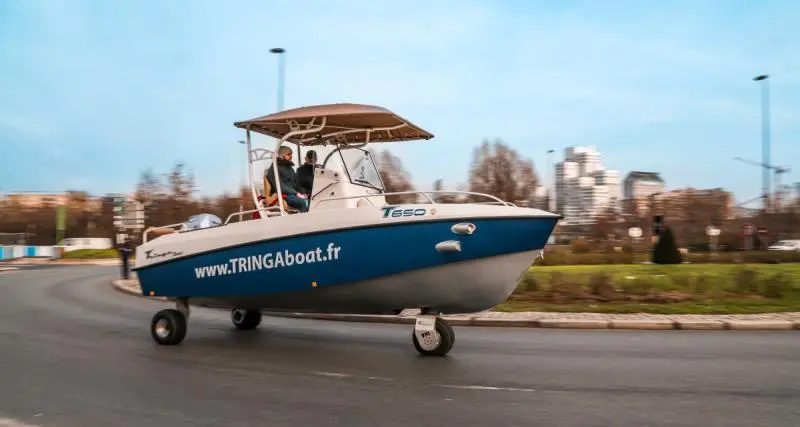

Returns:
338,147,385,191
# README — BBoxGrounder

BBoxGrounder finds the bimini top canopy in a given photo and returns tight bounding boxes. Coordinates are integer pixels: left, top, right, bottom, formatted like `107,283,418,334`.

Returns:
233,103,434,145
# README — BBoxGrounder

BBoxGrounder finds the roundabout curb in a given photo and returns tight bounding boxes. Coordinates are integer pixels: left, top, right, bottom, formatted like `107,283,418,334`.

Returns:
110,279,800,331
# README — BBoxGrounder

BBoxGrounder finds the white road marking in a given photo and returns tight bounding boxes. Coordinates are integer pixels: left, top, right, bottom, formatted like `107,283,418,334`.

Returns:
308,370,532,393
432,384,536,392
0,417,41,427
311,371,350,378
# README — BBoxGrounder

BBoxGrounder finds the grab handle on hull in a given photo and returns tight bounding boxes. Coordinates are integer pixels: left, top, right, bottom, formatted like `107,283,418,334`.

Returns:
435,240,462,253
451,223,476,235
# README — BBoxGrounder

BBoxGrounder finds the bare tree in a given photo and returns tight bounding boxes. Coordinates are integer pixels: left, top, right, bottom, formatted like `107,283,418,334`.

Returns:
467,138,539,205
431,179,461,203
371,150,416,204
590,205,618,241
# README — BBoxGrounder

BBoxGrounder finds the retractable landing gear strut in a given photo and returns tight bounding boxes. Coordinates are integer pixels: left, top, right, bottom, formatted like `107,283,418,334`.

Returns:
150,297,190,345
412,308,455,356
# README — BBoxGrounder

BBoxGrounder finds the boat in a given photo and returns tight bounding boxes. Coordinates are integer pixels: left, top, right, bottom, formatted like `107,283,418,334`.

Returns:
133,103,560,356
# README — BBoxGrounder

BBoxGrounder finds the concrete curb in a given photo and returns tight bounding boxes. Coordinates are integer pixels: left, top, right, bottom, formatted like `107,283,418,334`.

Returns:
725,320,795,331
0,258,122,266
53,259,122,265
109,280,800,331
111,279,142,297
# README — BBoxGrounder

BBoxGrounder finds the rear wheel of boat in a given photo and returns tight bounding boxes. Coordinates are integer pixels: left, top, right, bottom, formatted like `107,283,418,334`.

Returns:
150,308,187,345
231,308,262,330
412,317,454,356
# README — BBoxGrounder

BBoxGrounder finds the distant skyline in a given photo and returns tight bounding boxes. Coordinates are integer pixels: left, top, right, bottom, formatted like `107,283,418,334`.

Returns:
1,0,799,207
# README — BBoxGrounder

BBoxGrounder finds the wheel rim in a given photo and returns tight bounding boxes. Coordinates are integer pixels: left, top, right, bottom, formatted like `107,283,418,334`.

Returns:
232,309,246,324
155,318,171,339
417,330,441,351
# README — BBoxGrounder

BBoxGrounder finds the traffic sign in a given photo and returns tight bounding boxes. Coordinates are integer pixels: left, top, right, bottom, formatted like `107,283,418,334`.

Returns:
628,227,642,238
706,226,720,237
742,223,754,236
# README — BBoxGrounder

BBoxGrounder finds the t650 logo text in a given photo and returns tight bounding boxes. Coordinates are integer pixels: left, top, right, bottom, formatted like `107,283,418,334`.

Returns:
381,206,427,218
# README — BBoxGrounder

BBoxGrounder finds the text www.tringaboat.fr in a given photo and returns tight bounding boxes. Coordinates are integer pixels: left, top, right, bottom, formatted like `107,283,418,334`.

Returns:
194,242,342,278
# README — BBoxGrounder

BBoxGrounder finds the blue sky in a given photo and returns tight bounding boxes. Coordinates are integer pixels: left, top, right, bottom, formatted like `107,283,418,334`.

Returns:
1,0,799,205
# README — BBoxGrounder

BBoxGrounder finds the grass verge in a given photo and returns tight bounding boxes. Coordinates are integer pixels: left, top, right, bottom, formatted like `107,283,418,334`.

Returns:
498,263,800,314
60,249,125,259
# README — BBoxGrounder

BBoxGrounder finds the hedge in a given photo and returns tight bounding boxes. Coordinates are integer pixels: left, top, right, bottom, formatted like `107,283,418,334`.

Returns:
60,249,126,259
534,250,800,266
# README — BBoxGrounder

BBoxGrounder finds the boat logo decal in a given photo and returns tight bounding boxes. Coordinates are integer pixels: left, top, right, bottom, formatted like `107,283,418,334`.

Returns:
145,249,184,260
381,206,427,218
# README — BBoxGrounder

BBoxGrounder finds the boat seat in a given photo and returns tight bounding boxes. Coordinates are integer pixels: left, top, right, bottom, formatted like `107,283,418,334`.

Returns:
257,175,298,215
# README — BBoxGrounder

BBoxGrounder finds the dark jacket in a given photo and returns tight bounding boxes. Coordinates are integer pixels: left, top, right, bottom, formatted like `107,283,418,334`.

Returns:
296,163,315,195
266,158,301,196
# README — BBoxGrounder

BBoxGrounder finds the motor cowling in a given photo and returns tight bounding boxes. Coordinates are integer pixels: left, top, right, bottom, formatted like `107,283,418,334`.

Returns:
183,213,222,231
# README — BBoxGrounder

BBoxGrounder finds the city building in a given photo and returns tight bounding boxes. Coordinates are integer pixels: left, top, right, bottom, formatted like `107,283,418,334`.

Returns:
554,146,621,225
658,187,736,221
622,171,665,215
0,191,103,212
1,191,70,208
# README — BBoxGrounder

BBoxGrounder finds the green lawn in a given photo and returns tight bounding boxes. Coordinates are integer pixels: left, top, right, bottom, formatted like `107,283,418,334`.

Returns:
61,249,122,259
497,263,800,314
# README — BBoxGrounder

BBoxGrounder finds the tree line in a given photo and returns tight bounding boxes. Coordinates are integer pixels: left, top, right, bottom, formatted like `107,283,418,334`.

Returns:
1,138,797,248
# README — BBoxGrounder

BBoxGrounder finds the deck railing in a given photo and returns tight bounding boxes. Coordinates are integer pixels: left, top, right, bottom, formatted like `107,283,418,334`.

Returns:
142,190,520,243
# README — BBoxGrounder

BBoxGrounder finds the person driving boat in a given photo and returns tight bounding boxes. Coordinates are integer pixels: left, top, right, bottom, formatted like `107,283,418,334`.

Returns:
296,149,317,196
265,146,309,212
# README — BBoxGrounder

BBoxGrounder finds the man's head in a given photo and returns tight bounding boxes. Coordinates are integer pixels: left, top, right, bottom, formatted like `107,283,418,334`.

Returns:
305,150,317,165
277,146,293,161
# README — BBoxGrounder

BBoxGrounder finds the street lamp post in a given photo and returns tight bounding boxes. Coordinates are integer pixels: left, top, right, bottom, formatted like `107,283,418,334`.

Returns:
270,47,286,112
269,47,290,160
753,74,770,211
546,149,555,212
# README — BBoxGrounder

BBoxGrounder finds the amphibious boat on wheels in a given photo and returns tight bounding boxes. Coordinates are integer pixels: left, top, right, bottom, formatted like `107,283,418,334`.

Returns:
133,103,559,356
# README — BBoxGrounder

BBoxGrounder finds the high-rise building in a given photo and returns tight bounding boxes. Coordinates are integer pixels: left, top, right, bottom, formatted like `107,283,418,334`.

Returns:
554,146,620,225
623,171,665,215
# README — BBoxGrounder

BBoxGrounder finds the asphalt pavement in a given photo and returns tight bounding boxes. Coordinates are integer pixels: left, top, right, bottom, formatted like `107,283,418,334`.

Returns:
0,266,798,427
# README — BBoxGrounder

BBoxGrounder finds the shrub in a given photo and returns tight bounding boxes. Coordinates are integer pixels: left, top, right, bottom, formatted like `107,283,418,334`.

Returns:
652,227,683,264
530,249,800,266
733,269,759,294
516,271,540,292
545,271,584,302
588,273,615,298
761,272,794,299
622,277,654,296
692,273,711,294
571,238,592,254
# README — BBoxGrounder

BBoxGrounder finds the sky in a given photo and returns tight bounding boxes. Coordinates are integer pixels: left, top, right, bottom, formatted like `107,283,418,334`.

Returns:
1,0,799,206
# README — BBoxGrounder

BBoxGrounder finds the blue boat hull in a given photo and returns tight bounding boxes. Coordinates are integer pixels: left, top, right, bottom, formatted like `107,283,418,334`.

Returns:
135,216,557,314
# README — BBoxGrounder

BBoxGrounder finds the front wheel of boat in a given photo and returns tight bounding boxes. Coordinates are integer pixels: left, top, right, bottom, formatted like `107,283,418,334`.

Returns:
412,318,454,357
150,308,187,345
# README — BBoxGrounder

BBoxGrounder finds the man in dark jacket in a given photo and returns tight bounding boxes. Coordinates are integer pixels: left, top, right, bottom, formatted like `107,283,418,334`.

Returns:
117,238,133,279
265,146,309,212
296,149,317,196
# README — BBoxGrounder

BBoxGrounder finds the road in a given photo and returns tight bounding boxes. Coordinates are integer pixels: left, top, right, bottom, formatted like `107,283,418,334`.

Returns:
0,266,798,427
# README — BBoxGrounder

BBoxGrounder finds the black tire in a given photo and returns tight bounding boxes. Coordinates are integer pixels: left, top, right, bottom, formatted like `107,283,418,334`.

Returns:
412,318,455,356
441,320,455,353
150,309,187,345
231,309,262,330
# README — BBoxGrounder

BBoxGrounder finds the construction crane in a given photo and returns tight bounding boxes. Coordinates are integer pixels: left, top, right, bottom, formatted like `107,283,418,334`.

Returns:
733,156,792,210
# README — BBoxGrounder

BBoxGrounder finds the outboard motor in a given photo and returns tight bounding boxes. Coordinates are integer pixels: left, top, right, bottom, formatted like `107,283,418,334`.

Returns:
183,213,222,231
